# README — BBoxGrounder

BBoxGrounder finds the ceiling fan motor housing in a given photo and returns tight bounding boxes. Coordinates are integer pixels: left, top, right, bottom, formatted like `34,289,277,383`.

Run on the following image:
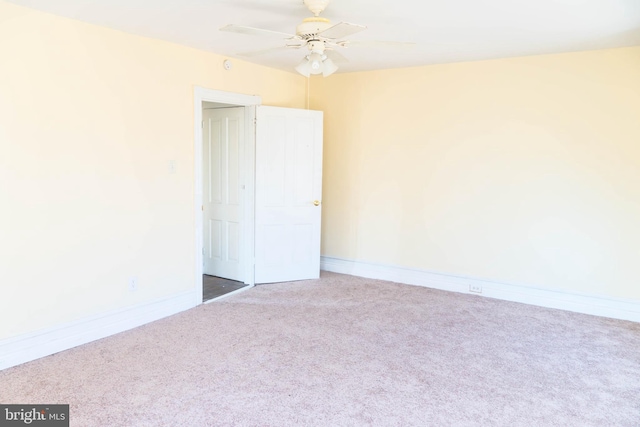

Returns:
297,17,332,39
307,40,326,54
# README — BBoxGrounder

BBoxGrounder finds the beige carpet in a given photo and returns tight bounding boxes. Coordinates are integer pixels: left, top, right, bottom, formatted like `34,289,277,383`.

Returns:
1,272,639,426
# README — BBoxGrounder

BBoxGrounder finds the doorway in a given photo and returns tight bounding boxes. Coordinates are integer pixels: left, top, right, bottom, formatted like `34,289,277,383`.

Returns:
194,89,261,304
202,106,244,282
193,88,324,305
202,104,246,302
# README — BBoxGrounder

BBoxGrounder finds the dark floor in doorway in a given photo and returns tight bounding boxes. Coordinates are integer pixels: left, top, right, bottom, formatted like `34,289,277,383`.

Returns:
203,275,247,302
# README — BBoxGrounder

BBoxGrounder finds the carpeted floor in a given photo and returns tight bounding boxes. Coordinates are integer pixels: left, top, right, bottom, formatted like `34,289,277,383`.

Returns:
1,272,639,426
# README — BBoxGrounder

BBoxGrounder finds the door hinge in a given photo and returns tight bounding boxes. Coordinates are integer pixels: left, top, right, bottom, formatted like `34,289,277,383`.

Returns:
201,120,204,129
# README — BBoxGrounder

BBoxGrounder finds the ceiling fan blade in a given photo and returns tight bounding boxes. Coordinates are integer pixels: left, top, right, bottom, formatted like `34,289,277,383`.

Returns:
343,40,416,51
238,45,304,58
220,24,298,40
325,50,349,64
318,22,367,39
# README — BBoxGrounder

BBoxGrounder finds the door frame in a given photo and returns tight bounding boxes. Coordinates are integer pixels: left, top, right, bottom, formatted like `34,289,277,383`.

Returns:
194,87,261,305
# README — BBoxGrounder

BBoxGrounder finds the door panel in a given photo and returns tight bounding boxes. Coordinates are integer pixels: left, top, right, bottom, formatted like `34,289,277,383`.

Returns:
203,107,244,281
209,219,222,260
208,119,222,204
254,106,323,283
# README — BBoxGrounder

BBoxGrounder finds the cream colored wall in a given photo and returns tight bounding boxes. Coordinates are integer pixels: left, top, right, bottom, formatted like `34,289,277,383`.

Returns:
2,0,638,343
312,47,640,300
0,1,305,339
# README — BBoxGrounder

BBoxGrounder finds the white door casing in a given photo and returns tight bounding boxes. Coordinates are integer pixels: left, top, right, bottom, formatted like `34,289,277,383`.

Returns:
254,106,323,283
202,107,245,282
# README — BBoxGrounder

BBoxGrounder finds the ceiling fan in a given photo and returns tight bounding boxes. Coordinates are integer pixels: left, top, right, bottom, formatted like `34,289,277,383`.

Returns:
220,0,414,77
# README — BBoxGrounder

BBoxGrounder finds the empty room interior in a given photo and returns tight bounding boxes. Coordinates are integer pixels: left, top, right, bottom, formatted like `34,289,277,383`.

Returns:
1,0,639,425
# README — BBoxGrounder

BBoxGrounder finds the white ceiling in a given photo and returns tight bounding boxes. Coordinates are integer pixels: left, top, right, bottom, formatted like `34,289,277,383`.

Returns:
8,0,640,74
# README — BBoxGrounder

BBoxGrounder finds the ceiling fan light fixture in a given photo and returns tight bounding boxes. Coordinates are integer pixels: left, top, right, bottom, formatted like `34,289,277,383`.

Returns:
296,52,338,77
295,58,312,77
322,57,338,77
308,52,324,74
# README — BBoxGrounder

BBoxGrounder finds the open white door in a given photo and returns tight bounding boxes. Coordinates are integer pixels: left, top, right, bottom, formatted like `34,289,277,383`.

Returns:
202,107,245,282
254,106,323,283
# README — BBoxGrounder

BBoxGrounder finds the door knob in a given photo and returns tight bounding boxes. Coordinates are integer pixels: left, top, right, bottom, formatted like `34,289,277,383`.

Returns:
313,200,320,206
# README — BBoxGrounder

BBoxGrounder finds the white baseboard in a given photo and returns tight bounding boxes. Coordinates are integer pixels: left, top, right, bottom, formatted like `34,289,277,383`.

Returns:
0,290,197,371
321,256,640,323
